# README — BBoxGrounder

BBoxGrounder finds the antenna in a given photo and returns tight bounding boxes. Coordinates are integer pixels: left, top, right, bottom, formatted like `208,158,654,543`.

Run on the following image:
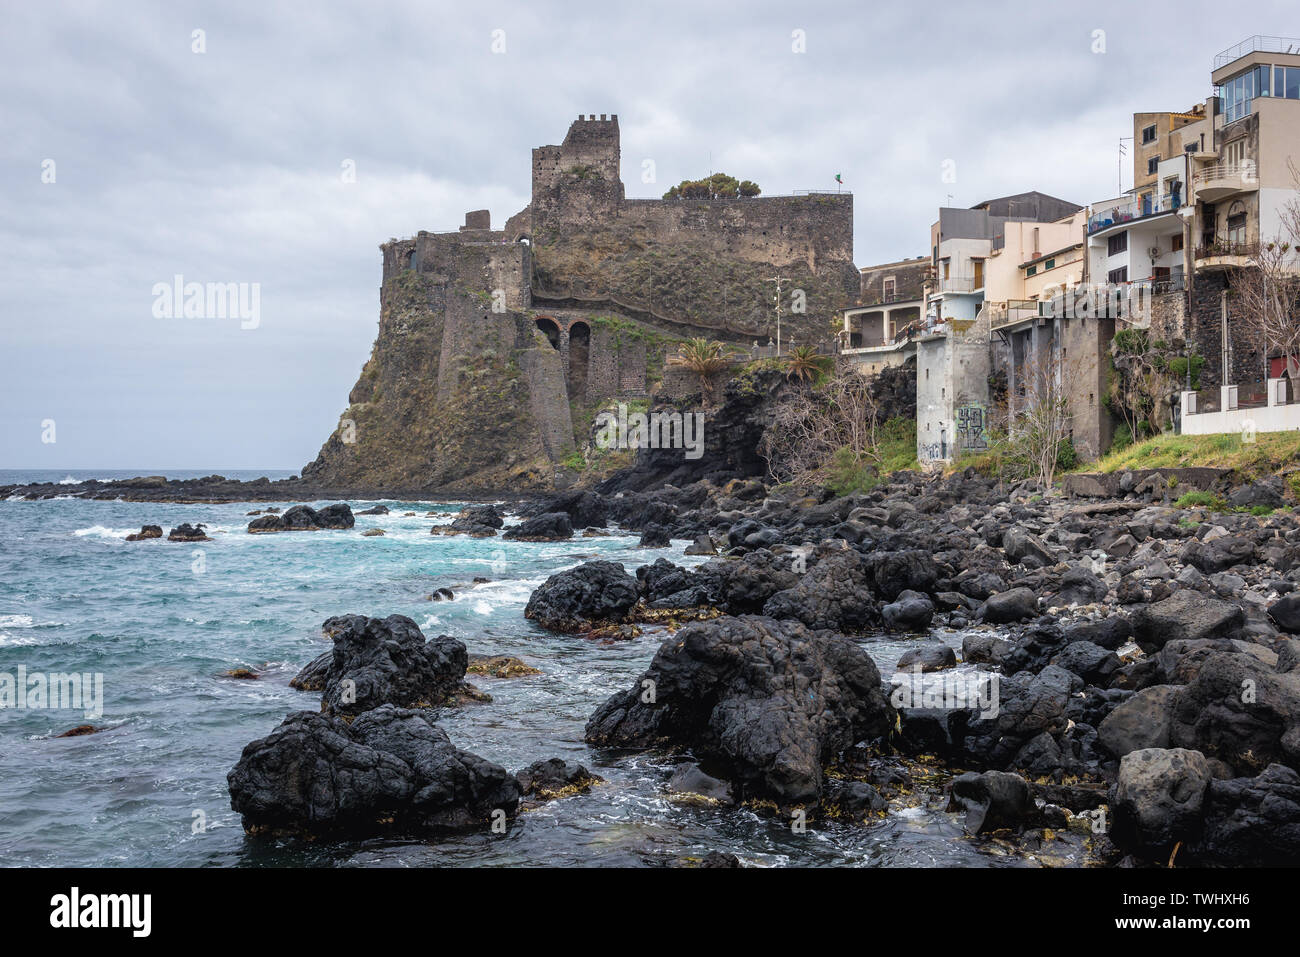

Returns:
1118,136,1132,195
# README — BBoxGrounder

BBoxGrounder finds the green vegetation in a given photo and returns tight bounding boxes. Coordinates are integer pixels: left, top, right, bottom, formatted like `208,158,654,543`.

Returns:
663,173,761,200
1170,490,1273,516
1173,490,1224,509
783,345,834,385
676,338,743,403
823,418,918,495
1089,431,1300,480
1105,330,1201,441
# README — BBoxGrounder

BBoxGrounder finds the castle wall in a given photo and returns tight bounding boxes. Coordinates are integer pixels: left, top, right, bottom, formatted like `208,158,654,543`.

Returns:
310,113,859,493
613,195,853,272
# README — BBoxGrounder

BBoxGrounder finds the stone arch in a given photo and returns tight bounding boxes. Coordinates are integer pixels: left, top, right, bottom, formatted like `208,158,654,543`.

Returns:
567,320,590,398
535,316,560,349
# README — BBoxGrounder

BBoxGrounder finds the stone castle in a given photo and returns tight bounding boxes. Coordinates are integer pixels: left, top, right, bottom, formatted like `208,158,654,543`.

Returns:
303,114,857,493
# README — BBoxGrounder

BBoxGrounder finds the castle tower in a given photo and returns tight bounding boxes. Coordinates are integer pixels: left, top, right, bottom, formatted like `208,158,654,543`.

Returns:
530,114,624,236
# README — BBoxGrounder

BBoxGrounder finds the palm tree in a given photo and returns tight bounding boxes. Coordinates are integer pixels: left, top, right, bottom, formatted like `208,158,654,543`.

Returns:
676,338,735,403
784,345,833,384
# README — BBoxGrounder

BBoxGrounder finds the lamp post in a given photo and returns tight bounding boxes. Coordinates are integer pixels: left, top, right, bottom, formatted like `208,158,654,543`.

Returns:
765,275,790,356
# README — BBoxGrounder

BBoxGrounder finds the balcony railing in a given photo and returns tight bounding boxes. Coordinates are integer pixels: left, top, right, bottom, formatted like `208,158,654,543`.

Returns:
860,291,918,307
1195,239,1259,261
1193,161,1258,196
937,275,978,293
1131,275,1186,295
1088,193,1182,234
1214,36,1300,69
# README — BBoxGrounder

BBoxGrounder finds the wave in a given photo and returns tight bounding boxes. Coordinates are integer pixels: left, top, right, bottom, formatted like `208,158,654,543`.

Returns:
0,633,41,647
72,525,131,540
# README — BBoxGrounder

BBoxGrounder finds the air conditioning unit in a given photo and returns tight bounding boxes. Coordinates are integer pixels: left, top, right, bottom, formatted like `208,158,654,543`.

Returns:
1149,246,1161,259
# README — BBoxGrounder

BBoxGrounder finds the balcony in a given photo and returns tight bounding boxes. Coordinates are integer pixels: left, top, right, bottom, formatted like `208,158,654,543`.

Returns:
1194,161,1258,201
1213,36,1300,70
988,299,1045,332
936,275,979,293
859,291,921,308
1194,239,1259,269
1088,193,1182,235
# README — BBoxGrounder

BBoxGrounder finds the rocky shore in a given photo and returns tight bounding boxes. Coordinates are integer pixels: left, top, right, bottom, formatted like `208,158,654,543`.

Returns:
0,473,518,504
221,462,1300,865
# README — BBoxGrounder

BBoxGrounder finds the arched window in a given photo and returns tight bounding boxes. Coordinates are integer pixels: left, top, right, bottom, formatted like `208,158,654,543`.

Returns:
1226,201,1248,246
567,321,590,398
535,317,560,349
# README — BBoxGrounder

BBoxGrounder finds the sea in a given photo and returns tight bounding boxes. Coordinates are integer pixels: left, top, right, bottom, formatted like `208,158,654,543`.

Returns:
0,468,1070,867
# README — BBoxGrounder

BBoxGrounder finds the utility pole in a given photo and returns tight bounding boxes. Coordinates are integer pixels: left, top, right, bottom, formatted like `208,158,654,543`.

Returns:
765,276,790,355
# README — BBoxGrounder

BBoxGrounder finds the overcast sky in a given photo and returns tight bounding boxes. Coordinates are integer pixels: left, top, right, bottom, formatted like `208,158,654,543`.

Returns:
2,0,1294,471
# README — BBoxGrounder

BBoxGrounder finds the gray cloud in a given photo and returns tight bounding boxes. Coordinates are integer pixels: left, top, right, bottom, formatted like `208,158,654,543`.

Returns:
1,0,1290,468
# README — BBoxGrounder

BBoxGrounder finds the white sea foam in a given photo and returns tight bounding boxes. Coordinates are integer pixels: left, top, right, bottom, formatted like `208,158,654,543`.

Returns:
0,614,35,628
73,525,131,539
0,633,40,647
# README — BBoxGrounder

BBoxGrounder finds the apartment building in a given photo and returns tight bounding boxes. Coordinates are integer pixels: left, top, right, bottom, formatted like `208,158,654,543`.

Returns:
839,257,927,375
916,192,1082,463
1133,109,1206,193
980,207,1121,460
1176,36,1300,432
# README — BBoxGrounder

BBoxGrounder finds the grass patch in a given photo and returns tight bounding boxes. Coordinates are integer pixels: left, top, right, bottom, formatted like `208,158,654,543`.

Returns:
823,418,918,496
1088,431,1300,480
1174,490,1225,510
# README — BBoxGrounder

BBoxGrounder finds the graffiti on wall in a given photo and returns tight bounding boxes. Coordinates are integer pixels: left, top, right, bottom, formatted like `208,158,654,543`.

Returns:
956,404,988,452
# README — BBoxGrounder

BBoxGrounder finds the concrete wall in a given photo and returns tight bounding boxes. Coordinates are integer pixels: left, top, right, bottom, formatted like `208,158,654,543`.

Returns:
1181,382,1300,436
1059,314,1116,459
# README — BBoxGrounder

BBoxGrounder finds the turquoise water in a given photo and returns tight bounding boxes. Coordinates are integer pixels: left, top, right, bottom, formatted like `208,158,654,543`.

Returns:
0,490,1071,867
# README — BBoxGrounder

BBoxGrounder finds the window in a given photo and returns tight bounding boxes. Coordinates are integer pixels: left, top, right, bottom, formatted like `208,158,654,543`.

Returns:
1107,232,1128,256
1147,156,1160,175
1171,234,1184,252
1219,64,1274,123
1227,202,1248,245
1279,66,1300,100
1044,258,1055,270
883,277,896,301
1141,124,1157,144
1026,265,1037,277
1108,266,1128,284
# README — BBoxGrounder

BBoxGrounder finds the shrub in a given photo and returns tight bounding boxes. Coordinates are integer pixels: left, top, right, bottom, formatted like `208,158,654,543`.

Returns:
1174,490,1224,510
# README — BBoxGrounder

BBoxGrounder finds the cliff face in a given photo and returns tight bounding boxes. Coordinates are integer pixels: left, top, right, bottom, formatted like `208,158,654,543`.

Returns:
302,266,570,495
